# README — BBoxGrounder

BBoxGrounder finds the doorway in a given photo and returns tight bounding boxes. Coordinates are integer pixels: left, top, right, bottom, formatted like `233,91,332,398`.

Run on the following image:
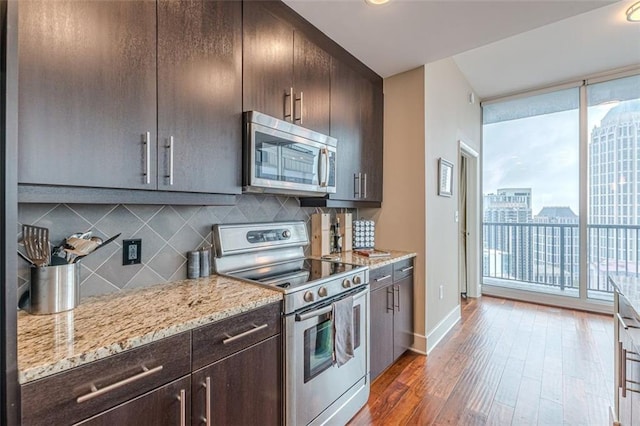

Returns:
459,141,480,299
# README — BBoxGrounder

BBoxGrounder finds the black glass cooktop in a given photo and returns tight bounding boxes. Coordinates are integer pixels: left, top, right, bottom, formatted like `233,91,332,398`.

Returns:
230,258,358,289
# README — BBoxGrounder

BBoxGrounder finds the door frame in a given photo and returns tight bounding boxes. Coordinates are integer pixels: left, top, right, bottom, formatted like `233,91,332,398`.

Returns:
459,140,480,298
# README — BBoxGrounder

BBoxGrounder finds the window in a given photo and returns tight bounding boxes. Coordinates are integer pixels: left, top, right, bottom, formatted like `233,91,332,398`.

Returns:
482,72,640,307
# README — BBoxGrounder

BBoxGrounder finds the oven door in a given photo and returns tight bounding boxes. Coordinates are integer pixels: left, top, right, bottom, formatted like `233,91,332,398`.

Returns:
285,286,369,426
245,121,336,195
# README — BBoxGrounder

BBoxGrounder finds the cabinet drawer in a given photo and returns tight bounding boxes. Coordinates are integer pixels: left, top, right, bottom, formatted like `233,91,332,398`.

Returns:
21,332,191,426
393,258,414,282
192,302,282,370
369,265,393,292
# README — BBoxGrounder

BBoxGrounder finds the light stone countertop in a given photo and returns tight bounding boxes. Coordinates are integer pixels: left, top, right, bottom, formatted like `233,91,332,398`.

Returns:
610,275,640,318
310,249,416,269
17,275,282,384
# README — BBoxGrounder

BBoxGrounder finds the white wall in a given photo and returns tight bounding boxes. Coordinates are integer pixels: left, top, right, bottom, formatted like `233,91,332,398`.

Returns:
362,58,480,354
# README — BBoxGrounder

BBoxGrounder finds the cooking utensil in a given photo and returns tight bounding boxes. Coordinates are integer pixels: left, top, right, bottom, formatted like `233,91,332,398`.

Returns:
72,233,121,263
17,250,36,267
22,224,50,267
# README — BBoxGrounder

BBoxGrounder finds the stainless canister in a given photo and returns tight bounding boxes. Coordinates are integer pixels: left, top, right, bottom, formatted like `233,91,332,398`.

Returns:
29,263,80,314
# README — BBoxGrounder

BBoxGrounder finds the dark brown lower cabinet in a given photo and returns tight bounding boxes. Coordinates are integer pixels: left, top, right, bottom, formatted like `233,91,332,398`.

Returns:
370,286,394,380
369,260,414,381
191,334,281,426
77,376,191,426
393,276,413,361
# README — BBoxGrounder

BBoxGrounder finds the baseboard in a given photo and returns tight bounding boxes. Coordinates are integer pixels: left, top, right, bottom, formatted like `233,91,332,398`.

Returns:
426,304,461,354
409,333,427,355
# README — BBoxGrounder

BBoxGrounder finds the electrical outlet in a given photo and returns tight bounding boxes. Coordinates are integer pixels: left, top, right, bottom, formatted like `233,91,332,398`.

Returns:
439,285,444,300
122,239,142,265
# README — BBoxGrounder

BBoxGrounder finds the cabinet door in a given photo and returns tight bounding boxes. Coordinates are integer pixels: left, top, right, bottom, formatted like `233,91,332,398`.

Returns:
293,31,331,135
192,335,282,426
18,0,157,190
157,0,242,194
370,286,394,381
393,276,414,361
77,376,191,426
330,59,362,201
242,1,294,121
360,77,384,202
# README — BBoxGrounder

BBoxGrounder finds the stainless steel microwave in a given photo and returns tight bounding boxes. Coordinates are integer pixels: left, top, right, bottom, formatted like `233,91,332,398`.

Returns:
243,111,337,196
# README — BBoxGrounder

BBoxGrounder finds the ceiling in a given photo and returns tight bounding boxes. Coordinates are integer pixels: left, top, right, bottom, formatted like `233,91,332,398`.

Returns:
283,0,640,99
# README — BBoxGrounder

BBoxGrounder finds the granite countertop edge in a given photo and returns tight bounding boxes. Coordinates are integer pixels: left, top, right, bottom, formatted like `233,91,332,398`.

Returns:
309,249,417,269
17,276,282,385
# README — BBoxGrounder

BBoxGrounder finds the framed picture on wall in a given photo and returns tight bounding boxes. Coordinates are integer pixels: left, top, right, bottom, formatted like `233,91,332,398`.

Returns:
438,158,453,197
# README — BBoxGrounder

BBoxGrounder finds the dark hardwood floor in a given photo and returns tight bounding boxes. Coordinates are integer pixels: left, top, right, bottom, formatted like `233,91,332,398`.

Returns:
350,296,614,425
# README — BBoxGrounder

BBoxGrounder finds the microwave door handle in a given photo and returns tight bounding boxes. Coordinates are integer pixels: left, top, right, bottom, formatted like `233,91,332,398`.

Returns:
319,148,329,187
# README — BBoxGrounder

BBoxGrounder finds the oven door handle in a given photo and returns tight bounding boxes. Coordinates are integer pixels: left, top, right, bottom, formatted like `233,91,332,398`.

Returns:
296,305,333,322
295,286,367,322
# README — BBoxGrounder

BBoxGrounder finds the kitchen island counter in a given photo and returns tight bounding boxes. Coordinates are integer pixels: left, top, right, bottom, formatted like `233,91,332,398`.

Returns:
17,275,282,384
610,275,640,319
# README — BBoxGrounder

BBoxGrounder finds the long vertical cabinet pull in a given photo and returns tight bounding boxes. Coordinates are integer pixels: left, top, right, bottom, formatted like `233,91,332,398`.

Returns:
203,376,212,426
354,173,363,199
394,285,400,312
363,173,367,199
143,132,151,184
165,136,174,186
295,91,304,124
178,389,186,426
284,87,294,121
386,286,394,313
622,345,628,398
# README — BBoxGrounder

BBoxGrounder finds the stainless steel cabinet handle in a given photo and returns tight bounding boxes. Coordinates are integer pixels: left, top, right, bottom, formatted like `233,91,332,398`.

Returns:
394,285,400,312
295,91,304,124
178,389,186,426
204,377,212,426
143,132,151,185
76,365,163,403
363,173,367,199
375,274,391,282
400,266,414,273
619,341,624,390
165,136,174,186
284,87,294,121
386,286,394,313
222,323,268,344
623,346,628,397
353,173,360,198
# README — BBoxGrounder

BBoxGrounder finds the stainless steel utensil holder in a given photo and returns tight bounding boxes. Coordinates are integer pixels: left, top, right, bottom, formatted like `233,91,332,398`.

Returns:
29,263,80,314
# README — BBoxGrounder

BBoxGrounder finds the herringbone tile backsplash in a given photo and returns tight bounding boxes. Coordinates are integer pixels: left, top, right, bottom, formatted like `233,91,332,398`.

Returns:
18,195,350,300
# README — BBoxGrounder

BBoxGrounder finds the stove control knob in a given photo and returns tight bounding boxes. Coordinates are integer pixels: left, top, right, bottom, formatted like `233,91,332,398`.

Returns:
303,291,314,302
282,230,291,239
353,275,362,285
318,287,328,297
342,279,351,289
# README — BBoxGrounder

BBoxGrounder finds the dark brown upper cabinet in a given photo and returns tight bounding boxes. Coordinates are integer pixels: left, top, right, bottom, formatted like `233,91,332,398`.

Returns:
242,1,331,135
18,0,158,190
328,58,383,204
157,0,242,194
18,0,242,196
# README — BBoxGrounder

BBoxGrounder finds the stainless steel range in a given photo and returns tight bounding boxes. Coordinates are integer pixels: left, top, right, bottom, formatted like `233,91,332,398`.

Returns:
212,221,370,426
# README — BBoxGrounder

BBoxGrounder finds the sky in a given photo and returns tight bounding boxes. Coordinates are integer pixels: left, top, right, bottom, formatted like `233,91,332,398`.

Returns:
483,104,614,216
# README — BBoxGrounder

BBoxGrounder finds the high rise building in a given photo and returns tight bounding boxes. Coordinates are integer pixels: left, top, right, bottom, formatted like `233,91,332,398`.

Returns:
483,188,533,281
589,100,640,281
532,207,579,288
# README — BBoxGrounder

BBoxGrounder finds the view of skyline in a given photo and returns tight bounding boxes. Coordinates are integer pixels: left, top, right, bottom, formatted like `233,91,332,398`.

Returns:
483,103,616,215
